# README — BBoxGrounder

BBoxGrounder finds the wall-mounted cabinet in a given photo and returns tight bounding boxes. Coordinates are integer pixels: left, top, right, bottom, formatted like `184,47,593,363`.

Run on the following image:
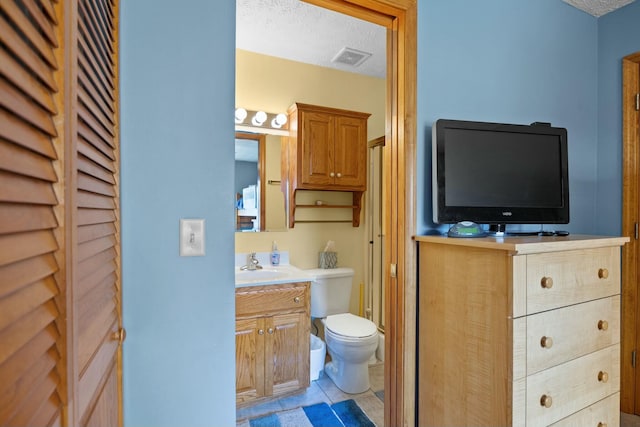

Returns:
284,103,370,228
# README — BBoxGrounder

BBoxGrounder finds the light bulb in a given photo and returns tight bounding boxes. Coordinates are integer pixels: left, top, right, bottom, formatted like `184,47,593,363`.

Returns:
271,113,287,128
252,111,267,126
234,108,247,124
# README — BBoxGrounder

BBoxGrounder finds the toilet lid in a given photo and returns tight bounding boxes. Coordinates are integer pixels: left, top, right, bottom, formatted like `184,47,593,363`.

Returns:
325,313,377,338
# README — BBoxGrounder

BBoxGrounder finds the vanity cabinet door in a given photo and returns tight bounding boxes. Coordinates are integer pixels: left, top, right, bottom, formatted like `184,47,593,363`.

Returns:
236,317,265,404
268,312,310,397
300,111,334,187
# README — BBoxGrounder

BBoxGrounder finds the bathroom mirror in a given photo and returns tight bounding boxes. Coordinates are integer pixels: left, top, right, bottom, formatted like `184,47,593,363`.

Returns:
235,131,287,232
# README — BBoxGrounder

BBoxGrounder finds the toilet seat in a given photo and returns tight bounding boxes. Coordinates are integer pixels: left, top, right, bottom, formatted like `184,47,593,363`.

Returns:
324,313,377,338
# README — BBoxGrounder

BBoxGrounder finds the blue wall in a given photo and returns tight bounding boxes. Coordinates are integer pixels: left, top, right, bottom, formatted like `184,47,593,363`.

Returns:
120,1,236,426
417,0,600,234
597,1,640,235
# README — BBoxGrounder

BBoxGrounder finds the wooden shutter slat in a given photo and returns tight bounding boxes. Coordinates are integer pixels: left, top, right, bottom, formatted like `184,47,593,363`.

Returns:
0,278,58,331
78,138,115,173
77,271,116,305
78,2,113,77
38,0,57,25
6,368,59,427
78,69,113,123
0,109,56,158
0,254,58,299
78,36,113,99
77,191,115,210
77,234,116,262
77,208,115,226
0,0,57,69
78,173,116,197
0,203,57,235
21,0,59,47
0,15,57,92
0,138,57,181
0,300,58,365
78,305,116,374
29,392,62,427
0,49,57,114
78,51,113,111
78,222,115,244
79,106,115,152
0,230,58,267
78,248,115,282
78,155,115,185
0,344,56,424
79,84,114,131
0,170,58,205
77,325,117,418
0,324,57,398
0,77,57,136
84,0,114,54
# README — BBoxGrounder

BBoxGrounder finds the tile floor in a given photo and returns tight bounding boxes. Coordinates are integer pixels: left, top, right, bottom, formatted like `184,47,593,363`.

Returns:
236,362,385,427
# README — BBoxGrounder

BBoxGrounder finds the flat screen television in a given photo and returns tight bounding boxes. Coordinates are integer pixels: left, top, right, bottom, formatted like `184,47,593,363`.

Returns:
432,119,569,234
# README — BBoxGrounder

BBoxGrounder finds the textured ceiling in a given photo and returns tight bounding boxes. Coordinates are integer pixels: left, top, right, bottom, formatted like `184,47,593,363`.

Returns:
236,0,636,79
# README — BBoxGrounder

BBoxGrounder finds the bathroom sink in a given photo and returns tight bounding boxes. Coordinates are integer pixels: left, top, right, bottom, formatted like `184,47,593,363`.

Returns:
235,265,311,287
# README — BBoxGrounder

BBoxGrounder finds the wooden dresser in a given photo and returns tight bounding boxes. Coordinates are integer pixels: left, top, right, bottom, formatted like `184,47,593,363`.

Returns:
415,234,628,426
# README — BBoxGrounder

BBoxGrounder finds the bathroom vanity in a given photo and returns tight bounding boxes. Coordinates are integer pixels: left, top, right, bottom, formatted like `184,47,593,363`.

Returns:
235,274,311,406
416,234,628,426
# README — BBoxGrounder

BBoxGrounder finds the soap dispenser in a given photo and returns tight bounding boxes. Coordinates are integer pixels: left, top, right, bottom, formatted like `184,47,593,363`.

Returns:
270,241,280,266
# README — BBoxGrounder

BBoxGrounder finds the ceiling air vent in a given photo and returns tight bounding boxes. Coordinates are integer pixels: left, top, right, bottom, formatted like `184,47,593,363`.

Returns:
331,47,372,67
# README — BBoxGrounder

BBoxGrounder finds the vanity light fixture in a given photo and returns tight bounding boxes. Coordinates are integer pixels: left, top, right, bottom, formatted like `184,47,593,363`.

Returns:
234,108,248,124
234,107,290,135
271,113,288,129
251,110,268,126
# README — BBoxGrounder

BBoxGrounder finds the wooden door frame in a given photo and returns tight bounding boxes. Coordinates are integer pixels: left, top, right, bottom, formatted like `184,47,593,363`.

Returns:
621,51,640,414
302,1,417,426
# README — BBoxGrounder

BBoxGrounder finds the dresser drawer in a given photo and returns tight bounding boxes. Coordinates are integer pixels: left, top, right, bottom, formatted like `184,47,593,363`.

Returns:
526,247,620,314
236,282,309,317
526,344,620,426
526,296,620,374
550,393,619,427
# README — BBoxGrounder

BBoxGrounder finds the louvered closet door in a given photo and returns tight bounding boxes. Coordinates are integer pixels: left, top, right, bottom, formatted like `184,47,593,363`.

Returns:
74,0,121,425
0,0,122,426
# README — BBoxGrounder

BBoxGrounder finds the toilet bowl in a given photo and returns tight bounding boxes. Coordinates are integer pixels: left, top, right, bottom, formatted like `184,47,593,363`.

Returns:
306,268,379,394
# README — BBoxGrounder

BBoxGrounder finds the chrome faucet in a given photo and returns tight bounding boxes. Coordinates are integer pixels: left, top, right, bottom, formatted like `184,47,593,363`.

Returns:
240,252,262,271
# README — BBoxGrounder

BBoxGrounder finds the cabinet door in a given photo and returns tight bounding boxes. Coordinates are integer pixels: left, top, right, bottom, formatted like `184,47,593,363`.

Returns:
300,111,335,186
236,317,265,404
334,115,367,189
267,312,310,396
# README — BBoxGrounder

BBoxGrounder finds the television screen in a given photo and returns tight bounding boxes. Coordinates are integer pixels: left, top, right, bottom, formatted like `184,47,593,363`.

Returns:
432,119,569,232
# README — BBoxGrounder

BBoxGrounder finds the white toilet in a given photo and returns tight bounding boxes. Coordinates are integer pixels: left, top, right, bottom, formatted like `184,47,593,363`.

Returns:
306,267,378,394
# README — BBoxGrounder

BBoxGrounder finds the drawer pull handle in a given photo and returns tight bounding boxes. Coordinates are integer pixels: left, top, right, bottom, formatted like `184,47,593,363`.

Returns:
540,276,554,289
267,328,274,334
540,336,554,349
258,329,264,335
294,296,301,303
540,394,553,408
598,268,609,279
598,371,609,383
598,320,609,331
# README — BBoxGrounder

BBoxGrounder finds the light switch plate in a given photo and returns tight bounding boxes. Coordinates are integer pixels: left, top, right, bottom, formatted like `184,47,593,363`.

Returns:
180,219,205,256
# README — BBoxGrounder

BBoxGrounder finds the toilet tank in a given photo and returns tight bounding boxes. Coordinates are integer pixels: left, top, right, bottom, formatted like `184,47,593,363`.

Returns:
305,267,354,318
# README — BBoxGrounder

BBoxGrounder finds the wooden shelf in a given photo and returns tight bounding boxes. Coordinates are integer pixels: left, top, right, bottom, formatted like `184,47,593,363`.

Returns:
295,204,358,209
288,190,363,228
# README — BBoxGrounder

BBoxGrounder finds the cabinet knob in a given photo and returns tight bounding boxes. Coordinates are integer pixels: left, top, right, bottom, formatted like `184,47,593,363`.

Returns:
598,320,609,331
258,329,264,335
330,172,335,177
267,328,274,334
540,336,554,349
540,394,553,408
336,172,342,178
598,268,609,279
294,296,301,303
111,327,126,345
598,371,609,383
540,276,554,289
